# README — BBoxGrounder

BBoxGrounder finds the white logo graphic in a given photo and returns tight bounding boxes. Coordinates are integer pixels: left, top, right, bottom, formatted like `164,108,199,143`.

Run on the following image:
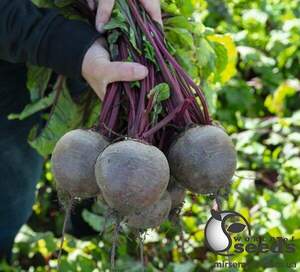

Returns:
204,210,251,256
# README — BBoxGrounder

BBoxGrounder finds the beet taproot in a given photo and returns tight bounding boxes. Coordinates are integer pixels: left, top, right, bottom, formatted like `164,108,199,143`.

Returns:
95,140,170,215
168,125,237,194
126,192,172,229
52,129,109,198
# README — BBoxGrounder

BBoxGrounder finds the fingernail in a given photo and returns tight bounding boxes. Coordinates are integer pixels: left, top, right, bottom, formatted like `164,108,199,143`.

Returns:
96,22,105,33
134,65,149,78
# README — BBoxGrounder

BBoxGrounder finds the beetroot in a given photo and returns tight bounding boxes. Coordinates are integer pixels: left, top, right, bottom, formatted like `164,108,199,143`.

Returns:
168,125,237,194
126,192,172,229
168,177,186,209
52,129,109,198
95,140,170,215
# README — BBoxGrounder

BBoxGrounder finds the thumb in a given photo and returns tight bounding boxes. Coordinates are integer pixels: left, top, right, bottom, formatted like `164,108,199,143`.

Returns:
106,62,149,83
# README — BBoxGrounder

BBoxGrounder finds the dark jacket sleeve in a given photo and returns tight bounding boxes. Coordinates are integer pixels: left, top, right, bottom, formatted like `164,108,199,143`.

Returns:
0,0,101,79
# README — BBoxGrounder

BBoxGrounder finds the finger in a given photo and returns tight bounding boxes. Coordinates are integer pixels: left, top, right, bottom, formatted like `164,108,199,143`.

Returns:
96,0,115,33
105,62,149,83
95,85,106,101
139,0,163,25
87,0,96,10
91,80,106,101
97,37,109,50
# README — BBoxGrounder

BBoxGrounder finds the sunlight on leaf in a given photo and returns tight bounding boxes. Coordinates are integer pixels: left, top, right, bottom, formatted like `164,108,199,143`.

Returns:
207,34,237,83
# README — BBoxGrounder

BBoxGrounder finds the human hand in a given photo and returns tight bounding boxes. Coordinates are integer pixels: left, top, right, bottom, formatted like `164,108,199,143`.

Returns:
82,38,148,100
86,0,162,33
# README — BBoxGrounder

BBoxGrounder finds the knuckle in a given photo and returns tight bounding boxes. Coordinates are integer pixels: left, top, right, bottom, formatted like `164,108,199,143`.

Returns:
98,2,114,19
100,79,108,87
100,6,110,17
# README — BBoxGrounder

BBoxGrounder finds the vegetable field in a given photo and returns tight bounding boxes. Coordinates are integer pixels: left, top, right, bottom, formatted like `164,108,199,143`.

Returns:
2,0,300,271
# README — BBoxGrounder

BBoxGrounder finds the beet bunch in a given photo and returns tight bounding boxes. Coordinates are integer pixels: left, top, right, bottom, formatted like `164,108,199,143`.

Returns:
51,0,237,267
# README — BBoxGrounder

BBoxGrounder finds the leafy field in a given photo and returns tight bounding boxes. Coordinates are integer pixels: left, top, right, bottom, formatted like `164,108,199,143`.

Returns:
1,0,299,271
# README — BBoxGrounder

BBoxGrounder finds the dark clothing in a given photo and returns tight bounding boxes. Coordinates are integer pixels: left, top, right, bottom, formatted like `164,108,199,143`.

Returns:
0,0,100,258
0,0,100,79
0,114,44,260
0,61,44,260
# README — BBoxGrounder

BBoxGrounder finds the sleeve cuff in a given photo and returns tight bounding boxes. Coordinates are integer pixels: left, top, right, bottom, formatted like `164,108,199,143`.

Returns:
37,17,101,79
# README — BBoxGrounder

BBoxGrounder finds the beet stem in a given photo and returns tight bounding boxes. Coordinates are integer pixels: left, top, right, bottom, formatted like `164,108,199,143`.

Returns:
127,0,191,124
142,99,192,138
150,29,211,124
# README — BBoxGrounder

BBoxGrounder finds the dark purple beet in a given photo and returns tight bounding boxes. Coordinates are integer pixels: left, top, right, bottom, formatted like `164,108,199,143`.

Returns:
52,129,109,198
168,125,237,194
95,140,170,215
126,192,172,229
168,177,186,209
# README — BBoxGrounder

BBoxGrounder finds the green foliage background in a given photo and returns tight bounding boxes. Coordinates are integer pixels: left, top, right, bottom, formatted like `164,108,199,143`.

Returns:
2,0,300,271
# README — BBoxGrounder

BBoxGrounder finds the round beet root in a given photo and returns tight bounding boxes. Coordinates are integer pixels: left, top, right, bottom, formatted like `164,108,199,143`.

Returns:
126,192,172,229
52,129,109,198
168,125,237,194
95,140,170,215
168,177,186,209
